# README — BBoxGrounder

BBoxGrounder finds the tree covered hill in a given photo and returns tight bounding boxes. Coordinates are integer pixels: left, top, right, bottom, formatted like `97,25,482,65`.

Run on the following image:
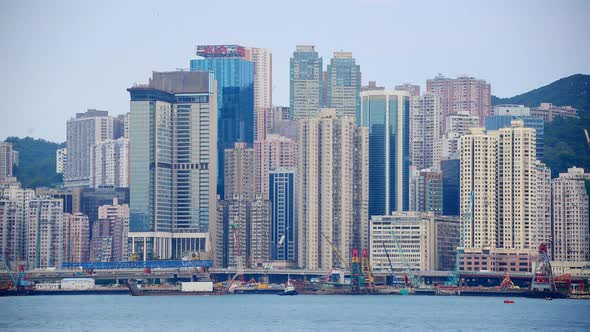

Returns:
4,137,65,188
544,114,590,177
492,74,590,113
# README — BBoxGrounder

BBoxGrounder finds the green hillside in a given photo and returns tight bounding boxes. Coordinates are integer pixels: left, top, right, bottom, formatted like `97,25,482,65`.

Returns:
4,137,65,188
492,74,590,113
544,114,590,177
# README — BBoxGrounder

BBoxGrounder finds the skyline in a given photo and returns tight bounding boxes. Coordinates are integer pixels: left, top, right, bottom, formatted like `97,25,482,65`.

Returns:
1,0,589,142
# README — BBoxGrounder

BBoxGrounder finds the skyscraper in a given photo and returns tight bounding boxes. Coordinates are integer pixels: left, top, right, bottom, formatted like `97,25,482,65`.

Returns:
0,183,35,262
28,197,64,268
191,44,254,198
269,168,295,261
410,169,443,216
360,90,411,216
485,115,545,160
90,138,129,188
56,148,67,174
440,158,460,216
552,167,590,262
426,75,491,130
65,109,114,187
297,109,368,270
459,121,540,272
249,47,272,127
411,94,442,170
128,71,217,260
0,142,13,184
326,52,361,120
63,213,89,263
97,197,130,261
290,45,323,119
254,134,297,199
224,142,255,200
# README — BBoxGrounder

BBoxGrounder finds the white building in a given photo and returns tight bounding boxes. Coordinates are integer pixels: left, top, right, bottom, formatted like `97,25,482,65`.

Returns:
460,120,539,252
411,94,442,170
370,212,459,273
297,109,369,270
0,183,35,262
65,109,114,187
552,167,590,262
0,142,13,184
56,148,67,174
90,138,129,188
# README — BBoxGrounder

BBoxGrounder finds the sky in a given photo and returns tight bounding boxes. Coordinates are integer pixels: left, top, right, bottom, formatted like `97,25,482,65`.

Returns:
0,0,589,142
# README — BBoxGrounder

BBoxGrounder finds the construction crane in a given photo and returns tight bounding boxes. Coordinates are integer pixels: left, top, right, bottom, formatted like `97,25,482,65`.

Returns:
389,230,421,288
1,257,29,291
227,223,245,293
381,237,397,286
446,191,473,286
361,249,375,292
321,233,350,270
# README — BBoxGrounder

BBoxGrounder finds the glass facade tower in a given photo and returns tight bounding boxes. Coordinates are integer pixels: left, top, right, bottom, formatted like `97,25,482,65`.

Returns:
327,52,361,121
360,90,411,217
190,54,254,198
269,168,295,261
128,71,217,260
485,115,544,160
290,45,323,119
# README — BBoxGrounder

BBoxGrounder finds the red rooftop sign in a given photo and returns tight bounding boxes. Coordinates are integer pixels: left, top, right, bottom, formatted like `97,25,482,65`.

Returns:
196,45,246,58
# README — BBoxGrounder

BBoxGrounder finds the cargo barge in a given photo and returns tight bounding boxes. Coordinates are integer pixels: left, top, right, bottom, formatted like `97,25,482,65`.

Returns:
128,280,225,296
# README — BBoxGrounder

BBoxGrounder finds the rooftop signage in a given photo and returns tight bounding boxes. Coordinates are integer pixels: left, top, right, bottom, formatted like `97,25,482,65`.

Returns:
196,44,246,58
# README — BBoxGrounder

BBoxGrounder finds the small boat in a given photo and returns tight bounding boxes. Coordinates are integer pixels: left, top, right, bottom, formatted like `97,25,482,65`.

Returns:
278,284,298,296
504,300,515,304
545,297,552,301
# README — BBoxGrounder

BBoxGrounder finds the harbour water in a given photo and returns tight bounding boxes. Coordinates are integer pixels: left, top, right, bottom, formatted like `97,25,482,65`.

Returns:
1,295,589,331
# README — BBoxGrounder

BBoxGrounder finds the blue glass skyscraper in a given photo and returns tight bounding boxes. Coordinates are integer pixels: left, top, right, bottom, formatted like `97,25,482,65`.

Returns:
360,90,411,217
269,168,295,261
191,45,254,198
327,52,361,121
485,115,544,160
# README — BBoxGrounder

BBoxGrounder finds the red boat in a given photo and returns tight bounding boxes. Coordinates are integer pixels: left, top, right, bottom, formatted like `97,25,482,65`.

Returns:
504,300,515,304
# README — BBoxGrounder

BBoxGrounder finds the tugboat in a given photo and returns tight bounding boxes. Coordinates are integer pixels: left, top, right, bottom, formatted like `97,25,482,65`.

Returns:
278,277,298,296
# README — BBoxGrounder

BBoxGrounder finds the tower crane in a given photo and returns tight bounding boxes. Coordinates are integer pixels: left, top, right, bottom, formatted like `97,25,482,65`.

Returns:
389,230,421,288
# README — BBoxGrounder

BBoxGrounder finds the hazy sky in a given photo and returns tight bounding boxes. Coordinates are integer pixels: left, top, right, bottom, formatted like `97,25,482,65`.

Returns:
1,0,589,142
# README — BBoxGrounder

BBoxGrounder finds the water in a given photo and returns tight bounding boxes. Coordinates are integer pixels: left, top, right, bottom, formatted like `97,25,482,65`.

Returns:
1,295,589,331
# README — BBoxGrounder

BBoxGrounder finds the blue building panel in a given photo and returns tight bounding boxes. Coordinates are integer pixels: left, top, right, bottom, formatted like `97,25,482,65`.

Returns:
485,115,544,160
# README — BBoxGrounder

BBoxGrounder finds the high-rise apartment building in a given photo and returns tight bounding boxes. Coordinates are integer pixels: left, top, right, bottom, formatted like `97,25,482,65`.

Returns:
459,121,539,271
297,109,369,270
217,193,271,268
191,44,254,198
249,47,272,139
269,168,295,261
442,111,480,158
56,148,67,174
411,94,442,170
492,104,530,116
360,90,411,216
65,109,114,187
426,75,491,130
552,167,590,262
410,169,443,216
97,197,129,261
224,142,255,200
27,197,64,268
0,142,14,184
90,138,129,188
254,134,297,199
395,83,420,97
290,45,322,119
0,183,34,262
535,162,552,253
326,52,361,120
128,71,217,260
63,213,89,263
